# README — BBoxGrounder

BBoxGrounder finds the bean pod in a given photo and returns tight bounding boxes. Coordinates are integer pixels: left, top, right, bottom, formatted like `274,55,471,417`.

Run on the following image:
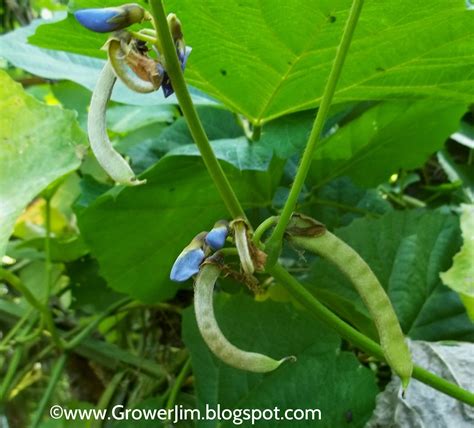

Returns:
88,62,145,186
195,261,295,372
287,215,413,389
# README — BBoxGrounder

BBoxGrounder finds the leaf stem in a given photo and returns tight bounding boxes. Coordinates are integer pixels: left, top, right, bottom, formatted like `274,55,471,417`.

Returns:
30,353,67,428
268,263,474,406
0,268,62,348
166,358,191,410
64,297,132,350
265,0,365,265
148,0,246,220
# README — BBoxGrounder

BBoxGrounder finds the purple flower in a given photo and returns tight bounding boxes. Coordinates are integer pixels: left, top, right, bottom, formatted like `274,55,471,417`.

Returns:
205,220,229,250
161,47,191,98
170,232,206,282
74,4,145,33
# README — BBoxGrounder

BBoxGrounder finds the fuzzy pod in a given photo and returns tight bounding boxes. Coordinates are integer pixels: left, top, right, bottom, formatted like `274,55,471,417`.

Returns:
106,34,162,93
205,220,229,250
75,4,146,33
287,216,413,389
170,232,207,282
194,262,295,372
88,62,145,186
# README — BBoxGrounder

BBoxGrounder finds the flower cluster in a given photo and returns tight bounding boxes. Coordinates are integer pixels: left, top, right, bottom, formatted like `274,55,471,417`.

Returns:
170,221,229,282
74,4,189,97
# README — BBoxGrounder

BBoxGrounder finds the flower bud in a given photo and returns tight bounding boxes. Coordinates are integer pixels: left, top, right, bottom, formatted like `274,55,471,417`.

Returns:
205,220,229,250
161,47,191,98
170,232,207,282
75,3,145,33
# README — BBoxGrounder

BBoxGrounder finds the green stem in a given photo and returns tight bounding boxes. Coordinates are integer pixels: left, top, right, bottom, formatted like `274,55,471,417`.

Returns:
0,347,23,402
128,30,158,45
251,124,262,142
166,358,191,410
268,263,474,406
252,216,278,247
30,353,67,428
0,268,62,348
265,0,365,265
64,297,132,350
149,0,246,220
91,371,126,428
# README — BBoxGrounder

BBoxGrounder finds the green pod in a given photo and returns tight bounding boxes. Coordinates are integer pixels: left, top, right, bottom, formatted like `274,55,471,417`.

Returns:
287,215,413,389
194,262,295,373
88,62,145,186
230,218,254,274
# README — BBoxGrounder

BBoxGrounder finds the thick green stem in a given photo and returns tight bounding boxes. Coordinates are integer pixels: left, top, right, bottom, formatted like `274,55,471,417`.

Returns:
30,353,67,428
268,264,474,406
149,0,246,220
265,0,364,265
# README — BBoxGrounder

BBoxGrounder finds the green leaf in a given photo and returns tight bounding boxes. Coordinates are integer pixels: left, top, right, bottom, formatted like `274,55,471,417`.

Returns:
302,210,474,342
30,1,474,123
77,156,279,302
301,176,392,230
168,137,272,171
0,71,86,259
309,101,466,188
106,105,177,134
183,293,378,428
440,204,474,321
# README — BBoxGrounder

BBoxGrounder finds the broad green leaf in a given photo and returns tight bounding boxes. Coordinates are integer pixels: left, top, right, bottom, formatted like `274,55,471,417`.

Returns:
301,176,392,230
30,0,474,123
77,156,280,302
309,101,466,188
440,204,474,321
167,137,272,172
0,14,215,106
106,105,177,134
0,71,86,259
183,294,378,428
301,210,474,341
367,341,474,427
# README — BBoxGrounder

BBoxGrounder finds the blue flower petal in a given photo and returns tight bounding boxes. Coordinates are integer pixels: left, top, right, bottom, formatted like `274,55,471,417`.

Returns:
75,8,122,33
170,248,205,282
205,226,228,250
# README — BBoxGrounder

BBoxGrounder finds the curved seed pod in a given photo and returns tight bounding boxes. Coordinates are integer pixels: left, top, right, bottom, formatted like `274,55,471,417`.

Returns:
287,214,413,389
170,232,207,282
75,4,146,33
195,261,295,372
230,219,254,274
88,62,145,186
106,34,162,94
205,220,229,250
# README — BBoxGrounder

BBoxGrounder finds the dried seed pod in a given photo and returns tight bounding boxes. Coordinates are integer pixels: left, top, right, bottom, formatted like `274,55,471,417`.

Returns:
195,260,295,372
75,4,146,33
286,214,413,389
105,33,163,93
88,61,145,186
